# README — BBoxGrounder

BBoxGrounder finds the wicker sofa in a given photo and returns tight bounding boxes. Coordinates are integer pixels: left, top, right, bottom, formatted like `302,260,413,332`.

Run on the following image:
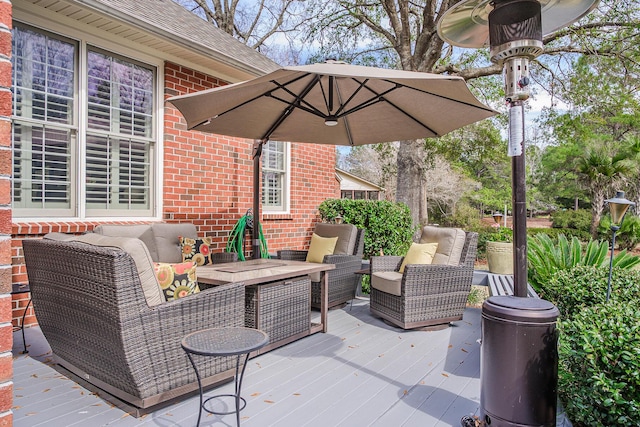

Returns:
369,226,478,330
22,233,245,415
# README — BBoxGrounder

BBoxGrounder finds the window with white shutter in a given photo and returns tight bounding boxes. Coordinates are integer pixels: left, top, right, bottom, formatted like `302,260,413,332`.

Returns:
11,24,157,218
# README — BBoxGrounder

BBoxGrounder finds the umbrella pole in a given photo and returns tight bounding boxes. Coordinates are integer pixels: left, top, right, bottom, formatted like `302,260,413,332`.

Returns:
252,140,264,259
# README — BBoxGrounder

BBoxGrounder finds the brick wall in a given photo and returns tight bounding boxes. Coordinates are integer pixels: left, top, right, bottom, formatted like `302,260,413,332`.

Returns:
0,0,12,423
162,62,339,252
10,61,339,330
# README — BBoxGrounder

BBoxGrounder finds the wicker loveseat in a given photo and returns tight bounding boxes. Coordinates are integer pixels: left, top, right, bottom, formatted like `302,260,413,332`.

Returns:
369,226,478,330
22,234,245,415
278,223,365,309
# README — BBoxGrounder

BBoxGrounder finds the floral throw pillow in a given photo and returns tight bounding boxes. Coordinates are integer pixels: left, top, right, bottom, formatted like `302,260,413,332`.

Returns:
180,236,214,266
153,261,200,301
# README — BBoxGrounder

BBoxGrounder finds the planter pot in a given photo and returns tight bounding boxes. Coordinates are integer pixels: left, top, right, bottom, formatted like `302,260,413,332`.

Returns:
486,241,514,275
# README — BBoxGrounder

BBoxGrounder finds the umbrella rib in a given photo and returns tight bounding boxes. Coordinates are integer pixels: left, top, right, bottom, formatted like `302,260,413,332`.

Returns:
384,79,496,114
190,73,316,129
334,83,355,146
261,74,321,140
269,82,329,118
335,84,399,118
268,93,328,119
345,81,440,135
333,78,370,116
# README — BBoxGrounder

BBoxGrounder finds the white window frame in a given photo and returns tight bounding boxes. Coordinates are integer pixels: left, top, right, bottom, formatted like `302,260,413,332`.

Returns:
261,140,290,213
11,18,163,221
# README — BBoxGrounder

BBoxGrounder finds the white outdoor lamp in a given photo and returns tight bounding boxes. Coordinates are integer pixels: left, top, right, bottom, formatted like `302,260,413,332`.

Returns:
492,211,503,227
605,191,635,302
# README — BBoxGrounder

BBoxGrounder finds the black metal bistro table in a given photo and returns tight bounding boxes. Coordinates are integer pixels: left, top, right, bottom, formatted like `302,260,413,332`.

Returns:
182,327,269,427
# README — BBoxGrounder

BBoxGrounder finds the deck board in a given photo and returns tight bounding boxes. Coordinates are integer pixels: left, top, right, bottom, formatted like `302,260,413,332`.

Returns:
13,299,483,427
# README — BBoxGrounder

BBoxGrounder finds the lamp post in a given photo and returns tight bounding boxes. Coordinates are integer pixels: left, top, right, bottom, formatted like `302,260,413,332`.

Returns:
605,191,635,302
492,211,503,227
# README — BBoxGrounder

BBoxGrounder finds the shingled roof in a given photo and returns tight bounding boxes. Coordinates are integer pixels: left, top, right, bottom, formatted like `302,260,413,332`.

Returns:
16,0,280,81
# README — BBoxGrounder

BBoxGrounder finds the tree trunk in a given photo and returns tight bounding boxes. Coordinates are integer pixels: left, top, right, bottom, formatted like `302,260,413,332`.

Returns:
590,188,606,239
396,139,426,233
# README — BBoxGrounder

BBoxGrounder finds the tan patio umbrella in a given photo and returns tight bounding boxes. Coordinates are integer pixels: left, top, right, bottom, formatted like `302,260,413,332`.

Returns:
168,61,497,258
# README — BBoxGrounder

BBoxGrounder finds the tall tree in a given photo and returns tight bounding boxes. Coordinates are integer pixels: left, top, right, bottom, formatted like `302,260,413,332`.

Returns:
577,145,634,238
536,47,640,221
174,0,306,63
176,0,640,228
302,0,640,226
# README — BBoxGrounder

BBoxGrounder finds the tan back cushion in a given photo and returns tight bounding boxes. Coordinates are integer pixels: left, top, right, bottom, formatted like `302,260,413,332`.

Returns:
419,226,466,265
313,223,358,255
70,234,165,307
93,224,157,261
152,223,198,263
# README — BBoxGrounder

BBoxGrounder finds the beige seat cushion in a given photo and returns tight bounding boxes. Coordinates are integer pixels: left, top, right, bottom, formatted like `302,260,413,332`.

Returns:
371,271,403,296
314,223,358,255
69,234,165,307
399,242,438,273
419,226,466,265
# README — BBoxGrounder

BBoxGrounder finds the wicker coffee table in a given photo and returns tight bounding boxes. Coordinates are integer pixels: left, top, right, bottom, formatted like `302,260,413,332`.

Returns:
182,327,269,427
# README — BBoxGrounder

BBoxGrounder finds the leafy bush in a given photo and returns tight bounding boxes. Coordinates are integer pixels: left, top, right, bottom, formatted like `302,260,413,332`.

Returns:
598,214,640,251
558,303,640,427
436,202,484,229
540,265,640,319
551,209,591,231
318,199,415,259
527,233,640,290
527,227,592,242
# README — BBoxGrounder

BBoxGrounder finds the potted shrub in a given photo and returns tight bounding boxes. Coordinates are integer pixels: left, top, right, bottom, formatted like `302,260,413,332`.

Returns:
486,227,514,274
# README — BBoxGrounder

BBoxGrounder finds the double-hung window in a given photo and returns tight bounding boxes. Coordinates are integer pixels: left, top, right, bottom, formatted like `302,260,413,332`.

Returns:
11,23,156,218
261,140,289,212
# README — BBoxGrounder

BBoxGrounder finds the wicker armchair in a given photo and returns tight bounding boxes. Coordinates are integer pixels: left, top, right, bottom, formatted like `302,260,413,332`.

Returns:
278,223,365,309
369,227,478,330
22,237,246,415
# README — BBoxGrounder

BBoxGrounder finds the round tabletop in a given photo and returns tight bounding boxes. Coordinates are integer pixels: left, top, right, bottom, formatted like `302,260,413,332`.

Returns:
181,327,269,357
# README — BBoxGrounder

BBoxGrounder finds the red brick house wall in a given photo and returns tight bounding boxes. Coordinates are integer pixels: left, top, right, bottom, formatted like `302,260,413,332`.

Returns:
10,61,339,329
1,0,12,423
162,61,338,249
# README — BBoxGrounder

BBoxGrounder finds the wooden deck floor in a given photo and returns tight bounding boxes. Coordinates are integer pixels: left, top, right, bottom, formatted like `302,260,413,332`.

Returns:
12,299,483,426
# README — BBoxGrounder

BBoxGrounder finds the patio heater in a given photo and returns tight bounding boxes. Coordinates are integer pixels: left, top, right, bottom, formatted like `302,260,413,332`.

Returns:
438,1,599,426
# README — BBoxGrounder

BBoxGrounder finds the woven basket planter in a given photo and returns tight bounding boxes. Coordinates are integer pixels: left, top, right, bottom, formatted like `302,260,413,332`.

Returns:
486,241,514,275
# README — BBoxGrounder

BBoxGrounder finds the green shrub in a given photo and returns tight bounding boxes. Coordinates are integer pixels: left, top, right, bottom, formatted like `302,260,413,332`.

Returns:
527,233,640,291
318,199,416,259
527,227,591,242
558,303,640,427
551,209,591,231
540,265,640,319
598,214,640,251
437,202,483,229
